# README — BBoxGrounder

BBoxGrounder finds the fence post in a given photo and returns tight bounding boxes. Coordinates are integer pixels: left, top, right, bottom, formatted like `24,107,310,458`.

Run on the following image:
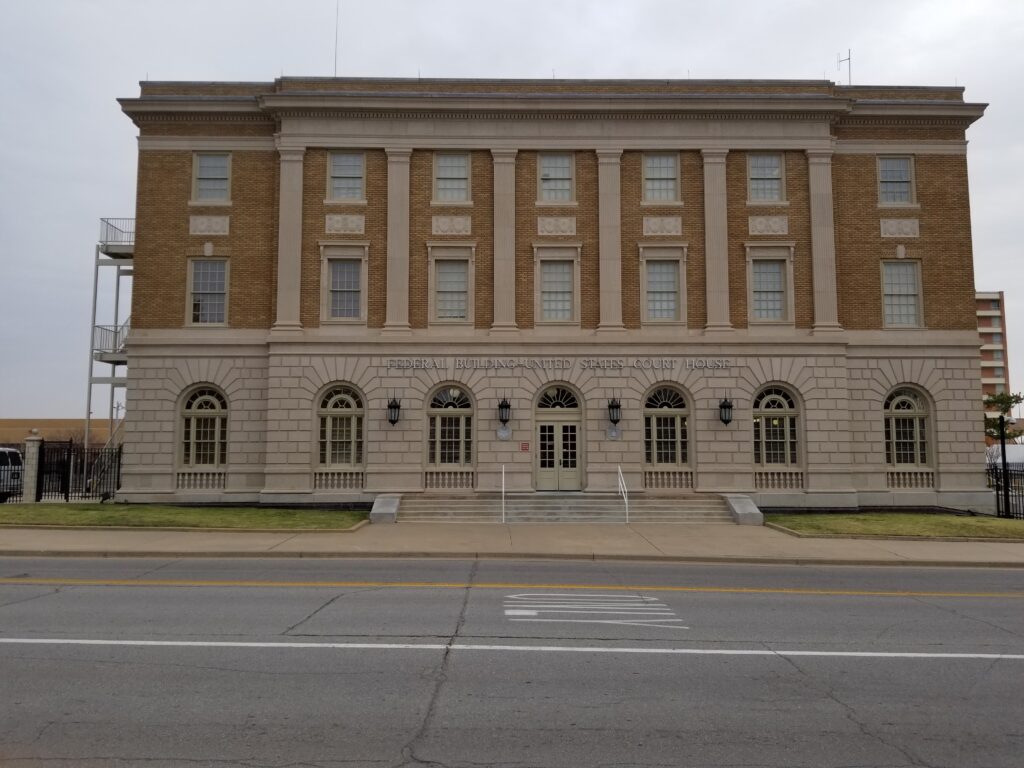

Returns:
22,433,42,504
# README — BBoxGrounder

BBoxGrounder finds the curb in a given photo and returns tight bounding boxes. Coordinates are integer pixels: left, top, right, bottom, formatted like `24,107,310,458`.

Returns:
0,549,1021,568
0,520,369,534
764,521,1024,543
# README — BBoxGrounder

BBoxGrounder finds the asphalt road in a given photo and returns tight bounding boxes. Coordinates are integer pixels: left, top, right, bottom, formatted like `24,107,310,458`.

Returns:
1,557,1022,767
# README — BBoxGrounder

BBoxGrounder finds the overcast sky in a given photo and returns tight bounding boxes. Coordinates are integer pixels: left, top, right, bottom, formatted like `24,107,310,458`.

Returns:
1,0,1022,420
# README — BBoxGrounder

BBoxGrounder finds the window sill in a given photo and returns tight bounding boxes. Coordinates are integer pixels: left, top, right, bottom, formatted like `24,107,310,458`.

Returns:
430,319,474,326
878,202,921,210
641,320,687,327
746,200,789,208
324,198,367,206
536,200,578,208
535,320,580,327
321,318,367,325
640,200,684,208
882,324,927,331
186,322,229,328
188,200,232,207
431,200,474,207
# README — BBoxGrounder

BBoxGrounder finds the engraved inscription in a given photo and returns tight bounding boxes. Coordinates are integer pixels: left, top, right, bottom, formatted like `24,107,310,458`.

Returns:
537,216,576,236
642,216,682,236
748,215,789,235
326,214,365,235
880,219,920,238
432,215,472,235
189,216,229,236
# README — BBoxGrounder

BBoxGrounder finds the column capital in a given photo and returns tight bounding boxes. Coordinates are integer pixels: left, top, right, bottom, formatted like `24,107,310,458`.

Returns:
491,149,519,163
276,146,305,162
806,149,835,164
596,149,623,163
385,147,413,162
701,148,729,163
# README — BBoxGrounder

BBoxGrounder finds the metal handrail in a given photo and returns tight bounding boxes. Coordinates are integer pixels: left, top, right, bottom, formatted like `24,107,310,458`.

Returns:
501,464,506,524
99,218,135,246
92,316,131,354
617,465,629,524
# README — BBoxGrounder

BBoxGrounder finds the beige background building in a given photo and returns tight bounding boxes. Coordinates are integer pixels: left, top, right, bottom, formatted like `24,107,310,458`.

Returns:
115,77,990,510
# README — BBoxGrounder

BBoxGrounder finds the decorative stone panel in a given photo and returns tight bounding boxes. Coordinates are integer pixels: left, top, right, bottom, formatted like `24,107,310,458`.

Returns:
642,216,682,236
326,214,365,235
538,216,576,236
748,215,789,236
880,219,920,238
189,216,229,235
432,215,472,236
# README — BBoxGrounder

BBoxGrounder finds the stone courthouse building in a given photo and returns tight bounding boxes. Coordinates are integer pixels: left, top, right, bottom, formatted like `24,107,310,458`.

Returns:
114,76,990,511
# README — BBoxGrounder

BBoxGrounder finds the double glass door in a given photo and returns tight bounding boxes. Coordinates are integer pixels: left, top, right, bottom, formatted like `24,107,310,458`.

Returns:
536,420,581,490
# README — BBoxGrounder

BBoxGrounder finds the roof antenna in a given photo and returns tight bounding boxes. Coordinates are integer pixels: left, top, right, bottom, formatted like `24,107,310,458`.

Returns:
837,49,851,85
333,0,340,77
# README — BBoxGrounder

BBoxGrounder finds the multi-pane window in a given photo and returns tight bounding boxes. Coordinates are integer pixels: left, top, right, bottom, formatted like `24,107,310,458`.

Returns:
646,260,679,321
435,260,469,321
994,350,1004,360
318,386,364,467
540,260,574,321
329,152,364,200
643,387,688,466
993,367,1005,378
878,156,913,204
181,388,227,468
991,300,1001,311
190,259,227,324
435,153,470,202
328,260,361,319
644,154,678,202
992,317,1002,328
992,333,1003,344
539,153,573,202
753,387,799,466
882,261,921,327
884,389,928,466
427,387,473,466
751,260,785,320
194,153,230,201
748,153,783,202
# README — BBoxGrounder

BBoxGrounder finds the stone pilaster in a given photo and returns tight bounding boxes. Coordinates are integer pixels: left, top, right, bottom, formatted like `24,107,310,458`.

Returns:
21,434,41,504
807,150,843,332
702,149,732,332
273,147,304,332
596,149,625,333
491,149,518,334
383,148,412,334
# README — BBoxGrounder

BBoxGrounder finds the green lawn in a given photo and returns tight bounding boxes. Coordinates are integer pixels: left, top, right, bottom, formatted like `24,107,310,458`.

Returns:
0,503,368,530
765,512,1024,539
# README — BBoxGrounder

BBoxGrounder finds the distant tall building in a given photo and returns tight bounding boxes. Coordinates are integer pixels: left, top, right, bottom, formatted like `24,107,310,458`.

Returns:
977,291,1009,414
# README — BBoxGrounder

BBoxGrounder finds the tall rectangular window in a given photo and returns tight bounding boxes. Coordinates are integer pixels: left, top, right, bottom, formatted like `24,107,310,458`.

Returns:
992,316,1002,328
539,153,573,202
329,152,364,200
645,260,679,320
434,153,470,202
194,153,230,202
435,260,469,320
329,259,361,319
190,259,227,324
748,154,782,202
882,261,921,327
751,260,785,320
644,154,678,202
878,156,914,204
540,260,573,320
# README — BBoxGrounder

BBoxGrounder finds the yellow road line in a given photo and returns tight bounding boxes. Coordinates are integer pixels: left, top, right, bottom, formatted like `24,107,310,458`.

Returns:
0,577,1021,598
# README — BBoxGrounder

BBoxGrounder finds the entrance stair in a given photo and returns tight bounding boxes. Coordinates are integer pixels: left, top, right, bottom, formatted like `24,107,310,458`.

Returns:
395,492,735,523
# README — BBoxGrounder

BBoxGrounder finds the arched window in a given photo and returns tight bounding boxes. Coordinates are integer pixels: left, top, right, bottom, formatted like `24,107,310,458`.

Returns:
428,386,473,466
318,386,364,467
181,387,227,467
884,389,929,466
753,387,798,466
537,386,579,409
644,387,688,465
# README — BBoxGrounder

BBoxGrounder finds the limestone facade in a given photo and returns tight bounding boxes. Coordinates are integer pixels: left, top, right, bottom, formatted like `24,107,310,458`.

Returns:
117,77,991,509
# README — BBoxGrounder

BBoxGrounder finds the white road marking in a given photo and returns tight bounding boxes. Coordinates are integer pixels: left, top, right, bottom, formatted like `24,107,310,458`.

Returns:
0,638,1022,660
503,592,687,629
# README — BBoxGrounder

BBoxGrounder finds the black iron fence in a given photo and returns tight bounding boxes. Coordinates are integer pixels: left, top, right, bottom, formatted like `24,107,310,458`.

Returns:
36,440,122,502
985,465,1024,519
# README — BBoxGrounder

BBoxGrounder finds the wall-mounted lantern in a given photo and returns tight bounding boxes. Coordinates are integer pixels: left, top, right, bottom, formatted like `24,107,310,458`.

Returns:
387,397,402,426
607,398,622,425
718,398,733,426
498,397,511,426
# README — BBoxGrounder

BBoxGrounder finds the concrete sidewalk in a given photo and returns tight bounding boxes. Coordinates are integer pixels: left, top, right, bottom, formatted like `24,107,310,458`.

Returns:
2,522,1024,566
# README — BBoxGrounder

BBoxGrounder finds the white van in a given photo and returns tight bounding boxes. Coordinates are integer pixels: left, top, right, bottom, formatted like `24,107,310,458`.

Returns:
0,447,24,502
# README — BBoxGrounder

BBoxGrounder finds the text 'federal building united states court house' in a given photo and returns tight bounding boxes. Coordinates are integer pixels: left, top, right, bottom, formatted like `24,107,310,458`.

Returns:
113,77,991,511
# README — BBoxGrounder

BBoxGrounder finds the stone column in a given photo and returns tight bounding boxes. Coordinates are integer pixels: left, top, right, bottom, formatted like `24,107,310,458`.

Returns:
491,149,518,334
702,149,732,332
807,150,843,332
383,148,412,334
596,149,625,333
273,147,305,332
21,433,41,504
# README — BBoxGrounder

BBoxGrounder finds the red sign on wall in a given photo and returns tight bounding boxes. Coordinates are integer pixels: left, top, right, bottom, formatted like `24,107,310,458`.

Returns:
520,442,530,452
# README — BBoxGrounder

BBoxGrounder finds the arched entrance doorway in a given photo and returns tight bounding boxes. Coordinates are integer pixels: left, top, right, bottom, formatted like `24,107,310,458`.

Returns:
535,385,583,491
